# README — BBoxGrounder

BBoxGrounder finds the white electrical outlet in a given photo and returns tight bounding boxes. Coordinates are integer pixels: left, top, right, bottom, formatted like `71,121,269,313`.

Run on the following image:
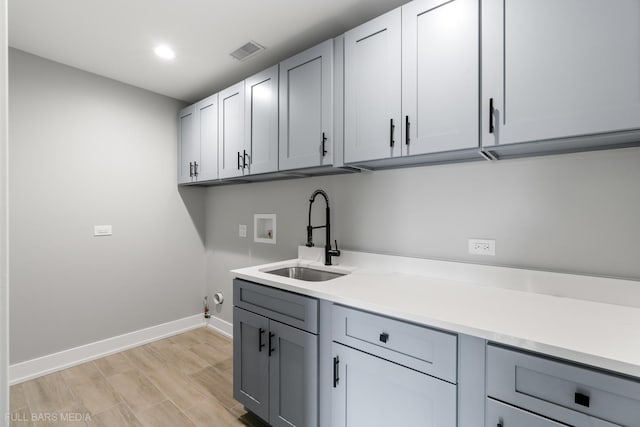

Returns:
238,224,247,238
94,225,112,237
468,239,495,256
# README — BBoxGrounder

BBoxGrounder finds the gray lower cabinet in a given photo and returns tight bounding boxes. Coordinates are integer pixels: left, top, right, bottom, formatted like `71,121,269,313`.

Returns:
331,304,457,383
331,342,456,427
233,281,640,427
233,280,319,427
486,344,640,427
330,305,457,427
486,398,566,427
233,307,269,420
269,319,318,427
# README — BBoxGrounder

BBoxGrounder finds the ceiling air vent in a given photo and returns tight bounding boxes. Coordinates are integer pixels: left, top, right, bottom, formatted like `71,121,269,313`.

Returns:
230,41,265,61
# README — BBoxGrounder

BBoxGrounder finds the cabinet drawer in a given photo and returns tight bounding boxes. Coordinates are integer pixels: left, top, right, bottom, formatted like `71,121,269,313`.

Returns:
234,279,318,334
332,304,457,383
487,345,640,427
486,398,569,427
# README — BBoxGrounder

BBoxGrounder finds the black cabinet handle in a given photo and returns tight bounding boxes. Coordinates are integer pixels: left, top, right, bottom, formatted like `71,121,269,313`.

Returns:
189,162,193,177
333,356,340,387
193,161,198,177
390,119,395,147
575,392,590,408
405,116,410,145
258,328,265,352
243,149,248,169
379,332,389,343
489,98,495,134
237,152,241,170
268,332,275,356
322,132,328,156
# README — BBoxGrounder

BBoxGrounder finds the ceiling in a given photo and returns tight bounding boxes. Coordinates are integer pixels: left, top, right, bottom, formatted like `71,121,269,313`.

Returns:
9,0,408,103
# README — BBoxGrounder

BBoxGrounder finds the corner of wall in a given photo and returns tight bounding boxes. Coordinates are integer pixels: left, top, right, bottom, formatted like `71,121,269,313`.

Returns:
1,0,9,422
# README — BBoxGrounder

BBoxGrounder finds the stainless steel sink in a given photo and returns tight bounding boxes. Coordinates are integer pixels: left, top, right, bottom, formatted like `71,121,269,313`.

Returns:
265,266,346,282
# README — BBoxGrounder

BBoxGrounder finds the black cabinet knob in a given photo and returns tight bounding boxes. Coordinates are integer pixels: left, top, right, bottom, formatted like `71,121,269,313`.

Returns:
575,392,590,407
379,332,389,343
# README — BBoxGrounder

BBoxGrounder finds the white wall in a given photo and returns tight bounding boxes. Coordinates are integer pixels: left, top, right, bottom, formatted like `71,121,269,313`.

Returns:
1,0,8,422
205,147,640,324
8,49,206,364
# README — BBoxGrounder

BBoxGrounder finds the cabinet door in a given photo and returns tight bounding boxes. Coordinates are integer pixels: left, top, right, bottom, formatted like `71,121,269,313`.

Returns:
195,94,218,182
482,0,640,147
344,8,401,163
279,39,333,171
233,307,269,421
331,343,456,427
245,65,279,175
218,81,246,179
402,0,479,155
177,105,196,184
268,320,318,427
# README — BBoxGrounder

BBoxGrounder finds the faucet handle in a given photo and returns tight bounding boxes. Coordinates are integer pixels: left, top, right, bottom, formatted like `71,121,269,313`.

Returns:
331,240,341,256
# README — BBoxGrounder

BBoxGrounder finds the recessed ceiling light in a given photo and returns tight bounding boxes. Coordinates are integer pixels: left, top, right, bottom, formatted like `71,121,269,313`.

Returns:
154,45,175,60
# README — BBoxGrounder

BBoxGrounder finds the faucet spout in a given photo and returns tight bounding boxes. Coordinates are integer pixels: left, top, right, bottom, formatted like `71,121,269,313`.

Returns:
306,189,340,265
308,189,329,206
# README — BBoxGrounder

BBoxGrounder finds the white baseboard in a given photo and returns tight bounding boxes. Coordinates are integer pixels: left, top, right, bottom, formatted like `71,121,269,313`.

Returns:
9,314,204,385
206,316,233,339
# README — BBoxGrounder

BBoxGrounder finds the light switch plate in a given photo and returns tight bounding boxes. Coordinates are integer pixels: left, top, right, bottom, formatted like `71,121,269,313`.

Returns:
94,225,112,237
238,224,247,238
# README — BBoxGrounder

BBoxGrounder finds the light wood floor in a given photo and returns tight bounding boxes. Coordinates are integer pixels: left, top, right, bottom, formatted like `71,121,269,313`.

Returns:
9,328,268,427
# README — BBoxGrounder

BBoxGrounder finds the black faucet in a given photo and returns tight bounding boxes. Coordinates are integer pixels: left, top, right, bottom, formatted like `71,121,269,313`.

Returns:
306,189,341,266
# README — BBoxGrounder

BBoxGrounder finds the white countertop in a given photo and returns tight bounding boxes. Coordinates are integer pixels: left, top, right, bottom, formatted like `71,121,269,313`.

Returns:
232,247,640,378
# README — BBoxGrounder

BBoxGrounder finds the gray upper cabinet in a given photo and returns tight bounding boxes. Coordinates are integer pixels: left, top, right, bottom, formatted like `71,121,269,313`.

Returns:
178,98,218,184
482,0,640,151
181,0,640,185
177,105,196,184
344,8,401,163
218,81,246,179
245,65,279,175
344,0,479,166
402,0,479,156
279,39,334,171
331,342,456,427
194,94,218,182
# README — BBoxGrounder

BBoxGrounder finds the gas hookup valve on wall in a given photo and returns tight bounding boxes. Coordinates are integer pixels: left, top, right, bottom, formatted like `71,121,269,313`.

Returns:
203,296,211,319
